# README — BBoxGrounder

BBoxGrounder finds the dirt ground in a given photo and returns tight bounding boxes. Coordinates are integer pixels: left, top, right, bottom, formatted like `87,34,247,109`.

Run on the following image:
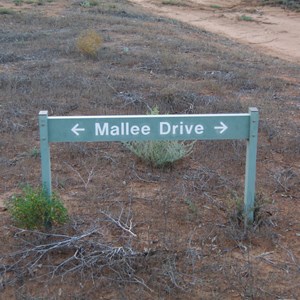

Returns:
0,0,299,299
131,0,300,63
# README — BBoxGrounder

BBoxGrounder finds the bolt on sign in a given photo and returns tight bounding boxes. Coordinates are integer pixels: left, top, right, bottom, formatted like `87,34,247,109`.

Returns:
39,108,258,224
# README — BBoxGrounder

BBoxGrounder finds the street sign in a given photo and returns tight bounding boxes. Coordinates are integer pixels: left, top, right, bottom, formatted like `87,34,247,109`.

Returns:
39,108,259,224
45,113,250,142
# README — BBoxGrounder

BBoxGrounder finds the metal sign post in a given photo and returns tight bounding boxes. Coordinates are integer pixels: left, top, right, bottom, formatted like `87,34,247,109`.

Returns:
39,108,259,224
244,107,259,223
39,111,52,198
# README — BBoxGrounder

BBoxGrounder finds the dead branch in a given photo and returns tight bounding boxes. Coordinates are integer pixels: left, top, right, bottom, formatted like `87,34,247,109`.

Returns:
100,209,137,237
64,162,96,190
0,225,142,289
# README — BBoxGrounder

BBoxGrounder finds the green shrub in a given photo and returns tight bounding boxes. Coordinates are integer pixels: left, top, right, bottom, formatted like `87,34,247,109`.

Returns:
7,186,68,230
161,0,188,6
238,15,254,22
76,29,103,57
124,107,195,167
13,0,23,6
80,0,99,7
210,4,222,9
0,8,15,14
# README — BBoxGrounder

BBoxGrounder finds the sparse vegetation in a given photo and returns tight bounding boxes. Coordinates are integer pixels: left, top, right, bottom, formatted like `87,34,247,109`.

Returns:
0,0,299,298
226,192,273,228
12,0,55,6
184,198,199,220
261,0,300,10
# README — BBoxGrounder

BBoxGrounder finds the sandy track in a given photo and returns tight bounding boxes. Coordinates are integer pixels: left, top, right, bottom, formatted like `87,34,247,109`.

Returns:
130,0,300,64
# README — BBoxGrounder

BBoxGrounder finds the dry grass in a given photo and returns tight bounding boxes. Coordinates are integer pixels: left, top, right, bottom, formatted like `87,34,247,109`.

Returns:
76,29,103,57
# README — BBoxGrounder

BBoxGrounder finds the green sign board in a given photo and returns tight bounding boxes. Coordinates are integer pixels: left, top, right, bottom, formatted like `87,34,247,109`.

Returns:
39,108,259,224
45,114,250,142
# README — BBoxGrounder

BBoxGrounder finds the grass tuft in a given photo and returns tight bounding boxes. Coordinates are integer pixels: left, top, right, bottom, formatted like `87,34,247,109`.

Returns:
76,29,103,57
80,0,99,8
124,107,195,167
210,4,222,9
238,15,255,22
226,192,273,228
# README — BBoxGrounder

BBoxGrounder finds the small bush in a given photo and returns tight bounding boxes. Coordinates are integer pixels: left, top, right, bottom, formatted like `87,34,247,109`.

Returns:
161,0,188,6
126,139,194,167
80,0,99,7
0,8,15,14
124,107,195,167
238,15,254,22
210,4,222,9
76,29,103,57
7,186,68,230
13,0,23,6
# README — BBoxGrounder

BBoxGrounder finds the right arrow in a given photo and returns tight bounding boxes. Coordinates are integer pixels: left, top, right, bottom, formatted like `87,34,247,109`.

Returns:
214,122,228,134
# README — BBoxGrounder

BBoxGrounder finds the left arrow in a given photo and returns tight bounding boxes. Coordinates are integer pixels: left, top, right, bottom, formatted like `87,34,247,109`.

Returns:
71,124,85,136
